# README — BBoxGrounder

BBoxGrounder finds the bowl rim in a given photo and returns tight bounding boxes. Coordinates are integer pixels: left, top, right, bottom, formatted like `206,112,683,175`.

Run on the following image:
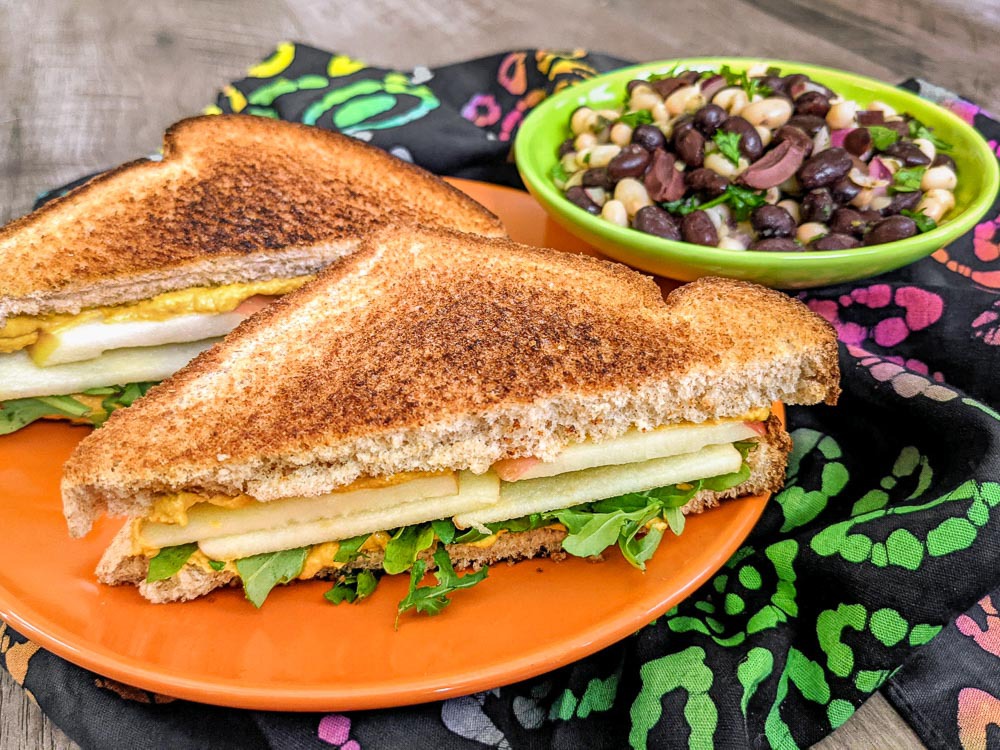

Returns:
514,56,1000,268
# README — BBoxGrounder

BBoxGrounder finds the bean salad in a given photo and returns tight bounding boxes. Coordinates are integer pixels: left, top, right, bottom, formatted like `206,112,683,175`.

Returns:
551,64,957,251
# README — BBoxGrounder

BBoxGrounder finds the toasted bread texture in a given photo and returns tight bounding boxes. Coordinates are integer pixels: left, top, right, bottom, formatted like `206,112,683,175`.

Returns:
63,227,838,537
0,115,504,322
95,416,792,603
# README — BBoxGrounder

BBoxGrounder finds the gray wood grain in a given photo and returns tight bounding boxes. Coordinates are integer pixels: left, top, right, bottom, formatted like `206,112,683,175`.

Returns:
5,0,998,747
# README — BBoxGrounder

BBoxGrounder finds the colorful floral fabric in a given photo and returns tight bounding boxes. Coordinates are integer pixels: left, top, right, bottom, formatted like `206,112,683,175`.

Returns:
3,45,1000,750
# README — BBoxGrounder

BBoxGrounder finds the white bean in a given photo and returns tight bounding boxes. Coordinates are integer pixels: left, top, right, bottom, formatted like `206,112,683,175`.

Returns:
564,170,585,189
913,138,936,162
741,97,793,129
713,87,749,115
921,166,957,191
797,222,828,244
574,132,597,152
917,188,956,222
718,236,749,251
571,107,597,136
826,100,858,130
746,63,771,77
665,86,705,116
584,186,607,207
651,102,670,124
587,144,622,168
756,125,773,147
870,195,893,212
703,204,732,231
560,152,578,172
867,100,898,118
614,178,652,216
777,199,801,223
850,188,875,209
610,122,633,147
704,151,739,178
601,199,629,227
629,85,662,112
764,186,781,204
575,148,592,168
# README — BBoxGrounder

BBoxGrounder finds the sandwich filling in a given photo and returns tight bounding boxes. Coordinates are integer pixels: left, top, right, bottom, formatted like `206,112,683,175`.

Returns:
0,276,311,433
131,411,770,609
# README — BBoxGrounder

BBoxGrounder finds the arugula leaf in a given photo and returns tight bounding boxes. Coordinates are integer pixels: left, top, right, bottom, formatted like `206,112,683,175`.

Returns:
908,119,953,152
208,559,226,571
713,130,742,165
893,166,926,192
333,534,369,563
396,549,489,624
93,382,158,426
901,208,938,233
80,386,117,395
0,395,93,435
431,519,457,544
621,519,666,568
325,569,379,605
557,509,639,558
235,547,309,608
867,125,899,151
618,109,654,128
664,506,687,536
382,523,435,575
146,543,199,582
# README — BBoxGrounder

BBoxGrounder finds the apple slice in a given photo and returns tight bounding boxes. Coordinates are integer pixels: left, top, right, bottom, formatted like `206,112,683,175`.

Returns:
0,341,220,400
456,442,742,528
141,472,461,548
197,471,501,560
29,312,248,366
493,420,758,481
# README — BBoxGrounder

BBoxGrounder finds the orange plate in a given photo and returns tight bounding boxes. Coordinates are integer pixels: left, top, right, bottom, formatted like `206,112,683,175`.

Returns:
0,179,777,711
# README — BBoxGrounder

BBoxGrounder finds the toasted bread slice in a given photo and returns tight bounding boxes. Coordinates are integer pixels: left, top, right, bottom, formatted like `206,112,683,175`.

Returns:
0,115,504,322
63,227,838,537
96,415,792,603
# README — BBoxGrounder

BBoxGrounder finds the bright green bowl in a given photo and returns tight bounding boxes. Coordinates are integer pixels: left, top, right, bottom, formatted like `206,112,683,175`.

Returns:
514,58,999,289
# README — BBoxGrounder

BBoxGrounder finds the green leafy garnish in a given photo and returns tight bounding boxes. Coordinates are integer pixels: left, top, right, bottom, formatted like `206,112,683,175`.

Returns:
902,209,938,233
549,161,570,187
713,130,742,165
382,524,435,575
431,519,457,544
146,543,199,582
333,534,369,563
664,506,686,536
662,195,704,216
618,109,654,128
396,548,489,625
645,64,682,83
893,166,926,192
909,119,953,152
0,395,92,435
325,569,379,605
208,559,226,571
718,65,771,98
867,125,900,151
235,547,309,608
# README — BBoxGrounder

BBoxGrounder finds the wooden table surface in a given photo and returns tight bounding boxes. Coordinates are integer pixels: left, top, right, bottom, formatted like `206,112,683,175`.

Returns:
2,1,996,747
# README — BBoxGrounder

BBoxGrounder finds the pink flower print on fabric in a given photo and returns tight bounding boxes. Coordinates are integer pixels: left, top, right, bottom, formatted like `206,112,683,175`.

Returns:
956,595,1000,658
847,345,957,401
461,94,502,128
957,688,1000,750
943,98,981,125
318,714,361,749
972,300,1000,345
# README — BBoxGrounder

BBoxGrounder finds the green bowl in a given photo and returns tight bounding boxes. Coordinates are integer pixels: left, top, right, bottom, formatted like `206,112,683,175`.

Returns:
514,57,999,289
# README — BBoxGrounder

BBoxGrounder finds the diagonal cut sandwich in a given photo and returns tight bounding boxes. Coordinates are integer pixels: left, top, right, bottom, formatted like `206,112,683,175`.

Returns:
0,115,503,434
62,227,839,616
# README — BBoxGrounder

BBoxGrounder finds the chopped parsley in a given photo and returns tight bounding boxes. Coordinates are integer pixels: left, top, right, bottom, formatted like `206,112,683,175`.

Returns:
909,119,954,152
867,125,900,151
718,65,772,98
618,109,654,128
670,184,767,222
893,166,926,192
901,209,938,233
713,130,743,165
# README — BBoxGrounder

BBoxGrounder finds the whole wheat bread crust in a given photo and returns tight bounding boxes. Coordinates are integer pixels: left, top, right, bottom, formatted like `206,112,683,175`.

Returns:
97,416,791,603
0,115,503,321
63,229,838,537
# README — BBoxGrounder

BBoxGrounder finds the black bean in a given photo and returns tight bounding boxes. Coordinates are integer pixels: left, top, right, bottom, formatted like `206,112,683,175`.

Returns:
644,149,686,202
693,104,727,136
812,233,862,250
881,191,921,216
650,77,688,99
675,128,705,168
798,148,852,189
685,168,729,197
787,115,827,137
831,177,861,204
750,237,803,252
781,74,809,94
773,125,814,159
843,128,872,158
883,120,910,139
801,188,837,222
795,91,831,118
758,75,787,95
858,209,885,229
864,216,918,245
582,167,614,190
631,124,666,152
564,186,601,215
720,116,763,161
681,210,719,247
633,205,682,240
788,79,834,100
558,138,575,157
670,116,696,149
883,141,931,166
751,205,796,238
857,110,885,126
607,144,652,180
932,153,957,171
829,208,868,237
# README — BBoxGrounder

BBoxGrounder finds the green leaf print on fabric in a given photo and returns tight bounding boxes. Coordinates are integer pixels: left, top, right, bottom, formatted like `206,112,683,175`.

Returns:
629,647,716,750
774,429,848,532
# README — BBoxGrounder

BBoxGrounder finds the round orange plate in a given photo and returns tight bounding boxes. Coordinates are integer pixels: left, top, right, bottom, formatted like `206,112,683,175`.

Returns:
0,179,776,711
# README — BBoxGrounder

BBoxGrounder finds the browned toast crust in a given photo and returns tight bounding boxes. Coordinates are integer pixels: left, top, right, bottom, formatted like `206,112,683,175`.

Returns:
0,115,503,317
63,228,838,536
